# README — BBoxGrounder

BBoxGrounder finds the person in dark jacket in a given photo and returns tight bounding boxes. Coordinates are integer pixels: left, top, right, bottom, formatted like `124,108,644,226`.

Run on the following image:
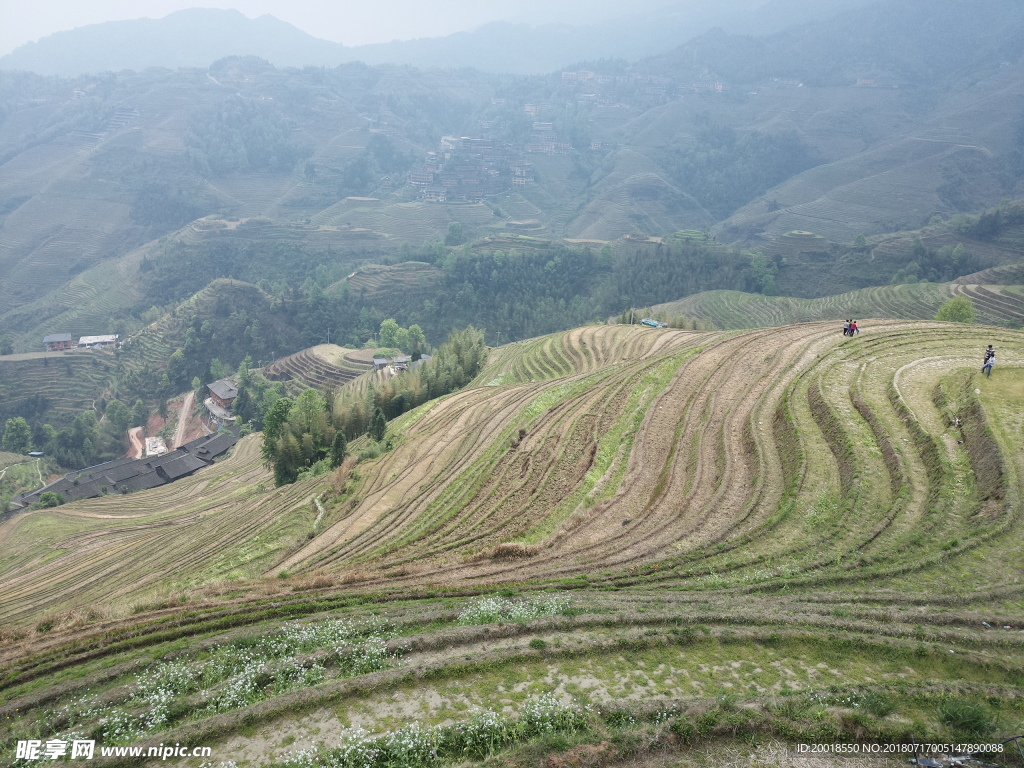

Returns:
982,345,995,377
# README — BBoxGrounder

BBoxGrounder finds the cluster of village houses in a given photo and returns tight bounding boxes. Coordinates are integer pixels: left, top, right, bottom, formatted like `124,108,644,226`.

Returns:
402,69,747,204
13,430,239,508
372,354,430,372
42,333,119,351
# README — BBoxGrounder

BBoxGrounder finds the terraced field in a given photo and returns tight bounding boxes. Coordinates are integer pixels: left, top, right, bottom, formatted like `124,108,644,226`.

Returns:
312,200,496,241
340,262,442,307
4,321,1024,768
655,282,1024,330
0,350,116,423
0,436,320,623
263,346,369,394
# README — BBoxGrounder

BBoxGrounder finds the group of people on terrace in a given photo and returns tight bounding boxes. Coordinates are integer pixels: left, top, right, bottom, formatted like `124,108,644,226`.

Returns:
839,319,998,380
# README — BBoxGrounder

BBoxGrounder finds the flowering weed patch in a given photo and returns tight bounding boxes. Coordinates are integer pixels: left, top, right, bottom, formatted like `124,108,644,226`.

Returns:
278,694,592,768
456,592,573,625
38,618,401,746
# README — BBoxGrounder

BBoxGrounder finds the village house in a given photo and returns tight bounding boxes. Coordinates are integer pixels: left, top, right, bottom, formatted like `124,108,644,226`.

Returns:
43,333,73,351
204,379,238,426
77,334,119,349
207,378,238,408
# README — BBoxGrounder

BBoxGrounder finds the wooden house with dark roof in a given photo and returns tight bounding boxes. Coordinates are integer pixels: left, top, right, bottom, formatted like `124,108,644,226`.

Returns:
207,379,239,408
43,333,73,351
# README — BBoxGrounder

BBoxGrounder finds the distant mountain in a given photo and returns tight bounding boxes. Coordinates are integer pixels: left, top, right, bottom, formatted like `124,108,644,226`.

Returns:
631,0,1024,242
0,1,879,77
642,0,1024,86
0,10,345,76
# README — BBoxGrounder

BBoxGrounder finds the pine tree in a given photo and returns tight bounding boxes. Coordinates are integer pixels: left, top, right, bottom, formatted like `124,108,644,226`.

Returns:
262,397,294,462
330,432,348,468
369,407,387,442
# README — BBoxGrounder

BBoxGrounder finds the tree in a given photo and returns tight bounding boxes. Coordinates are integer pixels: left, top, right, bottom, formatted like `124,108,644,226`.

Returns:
379,319,401,348
0,334,13,355
290,388,327,443
104,400,131,434
445,221,464,246
262,397,294,462
407,324,427,352
233,388,259,426
237,355,253,386
369,407,387,442
167,349,188,387
935,297,975,324
330,432,348,468
209,358,228,381
39,492,64,508
750,253,778,296
273,432,303,486
131,400,148,429
394,327,410,353
2,417,32,453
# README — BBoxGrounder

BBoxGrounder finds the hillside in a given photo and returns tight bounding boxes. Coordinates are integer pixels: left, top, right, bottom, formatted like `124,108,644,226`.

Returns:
3,0,1024,338
2,320,1024,766
5,2,1024,762
0,349,118,431
653,281,1024,330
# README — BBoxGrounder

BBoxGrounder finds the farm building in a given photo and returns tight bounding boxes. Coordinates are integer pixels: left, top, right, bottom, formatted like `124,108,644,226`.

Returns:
410,354,432,370
207,378,238,408
43,333,73,351
422,186,447,202
393,355,411,371
145,437,168,457
78,334,119,349
373,357,388,371
12,431,240,507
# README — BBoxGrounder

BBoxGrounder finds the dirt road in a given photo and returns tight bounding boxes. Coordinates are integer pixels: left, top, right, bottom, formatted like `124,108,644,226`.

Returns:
127,427,144,459
173,392,194,449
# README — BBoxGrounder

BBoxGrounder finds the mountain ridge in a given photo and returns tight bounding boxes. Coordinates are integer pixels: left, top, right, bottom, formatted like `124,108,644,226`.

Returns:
0,0,880,77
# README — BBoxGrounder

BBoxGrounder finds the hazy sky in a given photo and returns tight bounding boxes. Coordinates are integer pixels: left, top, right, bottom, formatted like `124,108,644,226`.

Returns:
0,0,677,57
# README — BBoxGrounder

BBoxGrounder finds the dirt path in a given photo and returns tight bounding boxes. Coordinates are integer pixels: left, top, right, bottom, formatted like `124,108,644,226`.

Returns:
0,351,71,362
127,427,144,459
172,392,194,449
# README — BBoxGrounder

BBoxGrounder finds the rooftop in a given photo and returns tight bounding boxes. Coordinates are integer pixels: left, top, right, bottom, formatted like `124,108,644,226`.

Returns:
78,335,119,345
208,379,239,401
